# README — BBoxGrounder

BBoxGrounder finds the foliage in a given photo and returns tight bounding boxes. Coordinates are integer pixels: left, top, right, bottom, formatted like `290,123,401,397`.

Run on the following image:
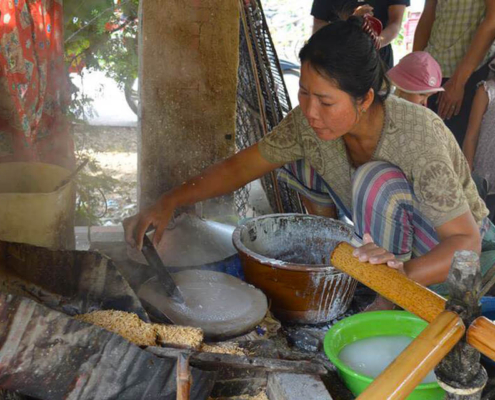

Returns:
73,154,120,226
263,0,313,62
64,0,139,88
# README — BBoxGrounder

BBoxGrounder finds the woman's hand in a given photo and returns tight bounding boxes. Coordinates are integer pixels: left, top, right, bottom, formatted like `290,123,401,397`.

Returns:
353,4,374,17
123,195,176,250
352,233,405,274
438,76,466,120
353,233,403,312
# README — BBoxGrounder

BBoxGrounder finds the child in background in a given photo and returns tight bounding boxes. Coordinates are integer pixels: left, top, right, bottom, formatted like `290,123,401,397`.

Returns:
463,59,495,196
387,51,444,106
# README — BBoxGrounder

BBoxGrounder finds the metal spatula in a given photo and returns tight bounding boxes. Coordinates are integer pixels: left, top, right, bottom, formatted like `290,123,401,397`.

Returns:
141,235,184,304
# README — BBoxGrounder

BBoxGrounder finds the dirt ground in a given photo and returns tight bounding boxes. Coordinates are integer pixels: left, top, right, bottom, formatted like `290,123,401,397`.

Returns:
74,124,138,226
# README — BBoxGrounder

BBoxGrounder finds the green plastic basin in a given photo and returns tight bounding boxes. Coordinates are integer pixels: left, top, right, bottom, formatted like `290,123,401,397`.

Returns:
324,311,445,400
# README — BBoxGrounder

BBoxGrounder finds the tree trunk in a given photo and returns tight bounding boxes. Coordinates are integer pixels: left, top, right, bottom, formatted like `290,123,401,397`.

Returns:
435,250,488,399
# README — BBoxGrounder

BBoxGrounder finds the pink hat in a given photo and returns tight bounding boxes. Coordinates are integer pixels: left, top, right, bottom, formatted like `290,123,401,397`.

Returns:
387,51,444,94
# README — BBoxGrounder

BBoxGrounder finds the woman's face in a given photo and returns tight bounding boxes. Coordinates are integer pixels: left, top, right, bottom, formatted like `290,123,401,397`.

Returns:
298,62,360,141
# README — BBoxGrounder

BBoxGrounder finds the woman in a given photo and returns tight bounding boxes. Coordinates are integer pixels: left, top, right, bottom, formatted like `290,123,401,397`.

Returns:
0,0,74,169
125,17,494,308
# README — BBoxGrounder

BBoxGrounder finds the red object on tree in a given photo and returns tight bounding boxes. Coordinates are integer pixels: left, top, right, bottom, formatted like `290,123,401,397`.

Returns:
105,21,120,32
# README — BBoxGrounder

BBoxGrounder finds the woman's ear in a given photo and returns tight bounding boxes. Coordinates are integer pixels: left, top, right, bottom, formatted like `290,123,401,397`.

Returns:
361,88,375,111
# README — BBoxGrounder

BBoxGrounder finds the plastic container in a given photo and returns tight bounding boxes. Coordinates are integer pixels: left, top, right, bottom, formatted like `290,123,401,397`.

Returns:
324,311,445,400
481,296,495,367
0,162,75,249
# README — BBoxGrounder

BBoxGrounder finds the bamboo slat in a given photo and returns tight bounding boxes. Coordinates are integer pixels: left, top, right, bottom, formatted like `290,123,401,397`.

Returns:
467,316,495,362
331,242,446,322
357,311,465,400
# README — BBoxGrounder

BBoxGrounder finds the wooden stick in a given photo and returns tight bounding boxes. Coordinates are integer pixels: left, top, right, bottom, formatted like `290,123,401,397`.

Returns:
467,316,495,362
53,158,89,191
176,353,192,400
357,311,465,400
480,264,495,298
331,242,446,322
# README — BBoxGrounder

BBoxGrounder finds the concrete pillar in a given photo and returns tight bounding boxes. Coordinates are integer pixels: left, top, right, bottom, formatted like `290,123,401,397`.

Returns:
138,0,239,213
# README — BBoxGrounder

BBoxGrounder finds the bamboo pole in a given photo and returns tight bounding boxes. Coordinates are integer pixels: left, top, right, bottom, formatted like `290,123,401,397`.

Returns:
467,316,495,363
331,242,495,363
357,311,465,400
331,242,446,322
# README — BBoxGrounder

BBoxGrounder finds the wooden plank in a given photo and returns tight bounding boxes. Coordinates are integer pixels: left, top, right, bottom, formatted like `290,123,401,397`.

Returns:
147,347,328,375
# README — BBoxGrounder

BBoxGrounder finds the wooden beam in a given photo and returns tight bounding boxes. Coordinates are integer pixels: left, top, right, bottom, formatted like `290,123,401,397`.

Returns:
357,311,465,400
147,347,328,375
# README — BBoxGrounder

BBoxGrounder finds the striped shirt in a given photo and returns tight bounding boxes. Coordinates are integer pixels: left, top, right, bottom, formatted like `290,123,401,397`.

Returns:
425,0,495,77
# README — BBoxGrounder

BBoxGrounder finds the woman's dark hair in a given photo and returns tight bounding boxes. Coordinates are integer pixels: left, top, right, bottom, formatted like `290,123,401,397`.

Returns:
299,16,390,104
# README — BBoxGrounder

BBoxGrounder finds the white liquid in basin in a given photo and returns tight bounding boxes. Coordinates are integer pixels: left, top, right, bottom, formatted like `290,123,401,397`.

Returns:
339,335,436,384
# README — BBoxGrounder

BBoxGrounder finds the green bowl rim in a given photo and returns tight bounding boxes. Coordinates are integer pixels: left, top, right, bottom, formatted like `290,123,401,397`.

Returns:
324,310,440,390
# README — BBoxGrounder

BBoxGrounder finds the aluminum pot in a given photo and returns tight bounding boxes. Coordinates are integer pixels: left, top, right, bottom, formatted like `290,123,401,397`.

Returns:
233,213,357,324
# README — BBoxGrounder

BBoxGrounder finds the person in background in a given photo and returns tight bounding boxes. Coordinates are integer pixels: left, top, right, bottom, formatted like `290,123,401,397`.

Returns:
387,51,492,213
0,0,74,169
413,0,495,147
387,51,444,107
463,59,495,200
311,0,409,69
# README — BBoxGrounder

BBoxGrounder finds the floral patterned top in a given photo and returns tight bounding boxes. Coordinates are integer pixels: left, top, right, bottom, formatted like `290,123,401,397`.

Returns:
258,95,488,228
0,0,74,169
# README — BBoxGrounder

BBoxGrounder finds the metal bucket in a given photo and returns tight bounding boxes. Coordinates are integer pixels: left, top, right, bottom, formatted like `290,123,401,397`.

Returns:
233,213,357,324
0,162,75,249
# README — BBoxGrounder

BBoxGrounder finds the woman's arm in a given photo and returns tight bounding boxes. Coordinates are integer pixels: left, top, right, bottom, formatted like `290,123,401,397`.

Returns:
412,0,437,51
353,211,481,287
405,211,481,286
463,85,489,170
124,144,284,249
379,5,407,48
313,17,328,34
